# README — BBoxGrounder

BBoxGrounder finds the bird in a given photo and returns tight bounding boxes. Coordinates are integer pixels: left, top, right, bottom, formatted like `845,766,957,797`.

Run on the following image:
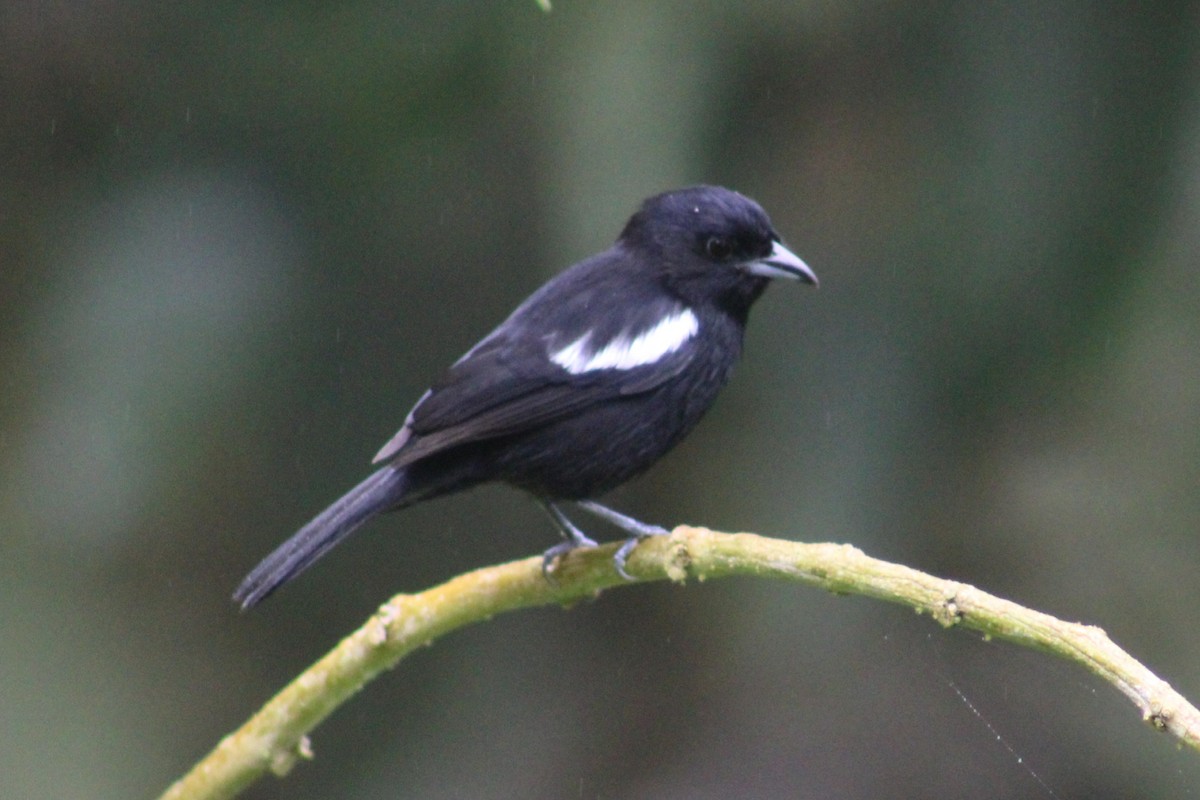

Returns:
233,185,817,609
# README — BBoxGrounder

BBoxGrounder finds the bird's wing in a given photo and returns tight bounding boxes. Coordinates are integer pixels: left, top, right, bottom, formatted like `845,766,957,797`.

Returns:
374,303,698,467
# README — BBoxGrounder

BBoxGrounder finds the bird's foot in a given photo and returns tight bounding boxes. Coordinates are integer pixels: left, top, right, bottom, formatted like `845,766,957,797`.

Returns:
576,500,668,580
541,503,599,577
611,528,668,580
541,536,599,576
540,499,669,580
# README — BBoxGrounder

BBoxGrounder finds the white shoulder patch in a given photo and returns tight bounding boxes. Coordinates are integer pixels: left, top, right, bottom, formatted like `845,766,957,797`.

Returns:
551,308,699,374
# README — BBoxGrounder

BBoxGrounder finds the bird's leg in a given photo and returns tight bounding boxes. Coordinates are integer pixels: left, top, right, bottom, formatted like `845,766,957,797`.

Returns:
540,501,599,576
575,500,668,580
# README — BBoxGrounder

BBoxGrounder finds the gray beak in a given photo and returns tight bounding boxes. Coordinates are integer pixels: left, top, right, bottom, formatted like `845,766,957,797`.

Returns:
742,240,818,286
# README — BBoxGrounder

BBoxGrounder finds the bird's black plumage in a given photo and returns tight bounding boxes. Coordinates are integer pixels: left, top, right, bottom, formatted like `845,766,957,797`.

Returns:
234,185,816,608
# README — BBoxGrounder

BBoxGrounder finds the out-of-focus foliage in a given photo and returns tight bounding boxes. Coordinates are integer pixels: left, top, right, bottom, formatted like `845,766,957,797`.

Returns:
1,2,1198,798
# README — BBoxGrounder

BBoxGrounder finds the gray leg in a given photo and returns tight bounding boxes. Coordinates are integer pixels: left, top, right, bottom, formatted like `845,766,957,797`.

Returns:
540,501,598,575
575,500,668,579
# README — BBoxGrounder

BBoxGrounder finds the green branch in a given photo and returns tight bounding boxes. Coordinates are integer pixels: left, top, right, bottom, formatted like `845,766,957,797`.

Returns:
158,527,1200,800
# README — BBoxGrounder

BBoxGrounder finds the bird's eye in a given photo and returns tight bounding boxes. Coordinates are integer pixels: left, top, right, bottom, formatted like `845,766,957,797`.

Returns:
705,236,733,260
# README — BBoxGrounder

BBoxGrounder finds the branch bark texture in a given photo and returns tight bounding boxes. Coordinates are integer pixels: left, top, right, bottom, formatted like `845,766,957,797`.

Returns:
159,527,1200,800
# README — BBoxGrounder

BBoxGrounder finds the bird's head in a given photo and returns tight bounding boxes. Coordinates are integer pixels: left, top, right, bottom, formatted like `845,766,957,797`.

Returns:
619,185,816,313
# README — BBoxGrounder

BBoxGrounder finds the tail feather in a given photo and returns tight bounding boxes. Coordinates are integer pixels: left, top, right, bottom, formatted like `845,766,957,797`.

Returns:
233,466,408,609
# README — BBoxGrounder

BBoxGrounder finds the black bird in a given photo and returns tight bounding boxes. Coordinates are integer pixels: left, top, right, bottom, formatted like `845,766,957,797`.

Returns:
234,185,816,608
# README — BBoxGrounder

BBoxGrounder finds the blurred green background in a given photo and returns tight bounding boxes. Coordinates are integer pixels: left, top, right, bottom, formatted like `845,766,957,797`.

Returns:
3,2,1199,797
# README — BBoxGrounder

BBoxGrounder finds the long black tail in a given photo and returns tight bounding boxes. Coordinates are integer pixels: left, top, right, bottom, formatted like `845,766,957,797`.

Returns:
233,466,409,609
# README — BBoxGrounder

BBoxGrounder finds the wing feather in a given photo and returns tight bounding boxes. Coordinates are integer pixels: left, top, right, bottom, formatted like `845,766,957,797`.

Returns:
373,253,698,468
